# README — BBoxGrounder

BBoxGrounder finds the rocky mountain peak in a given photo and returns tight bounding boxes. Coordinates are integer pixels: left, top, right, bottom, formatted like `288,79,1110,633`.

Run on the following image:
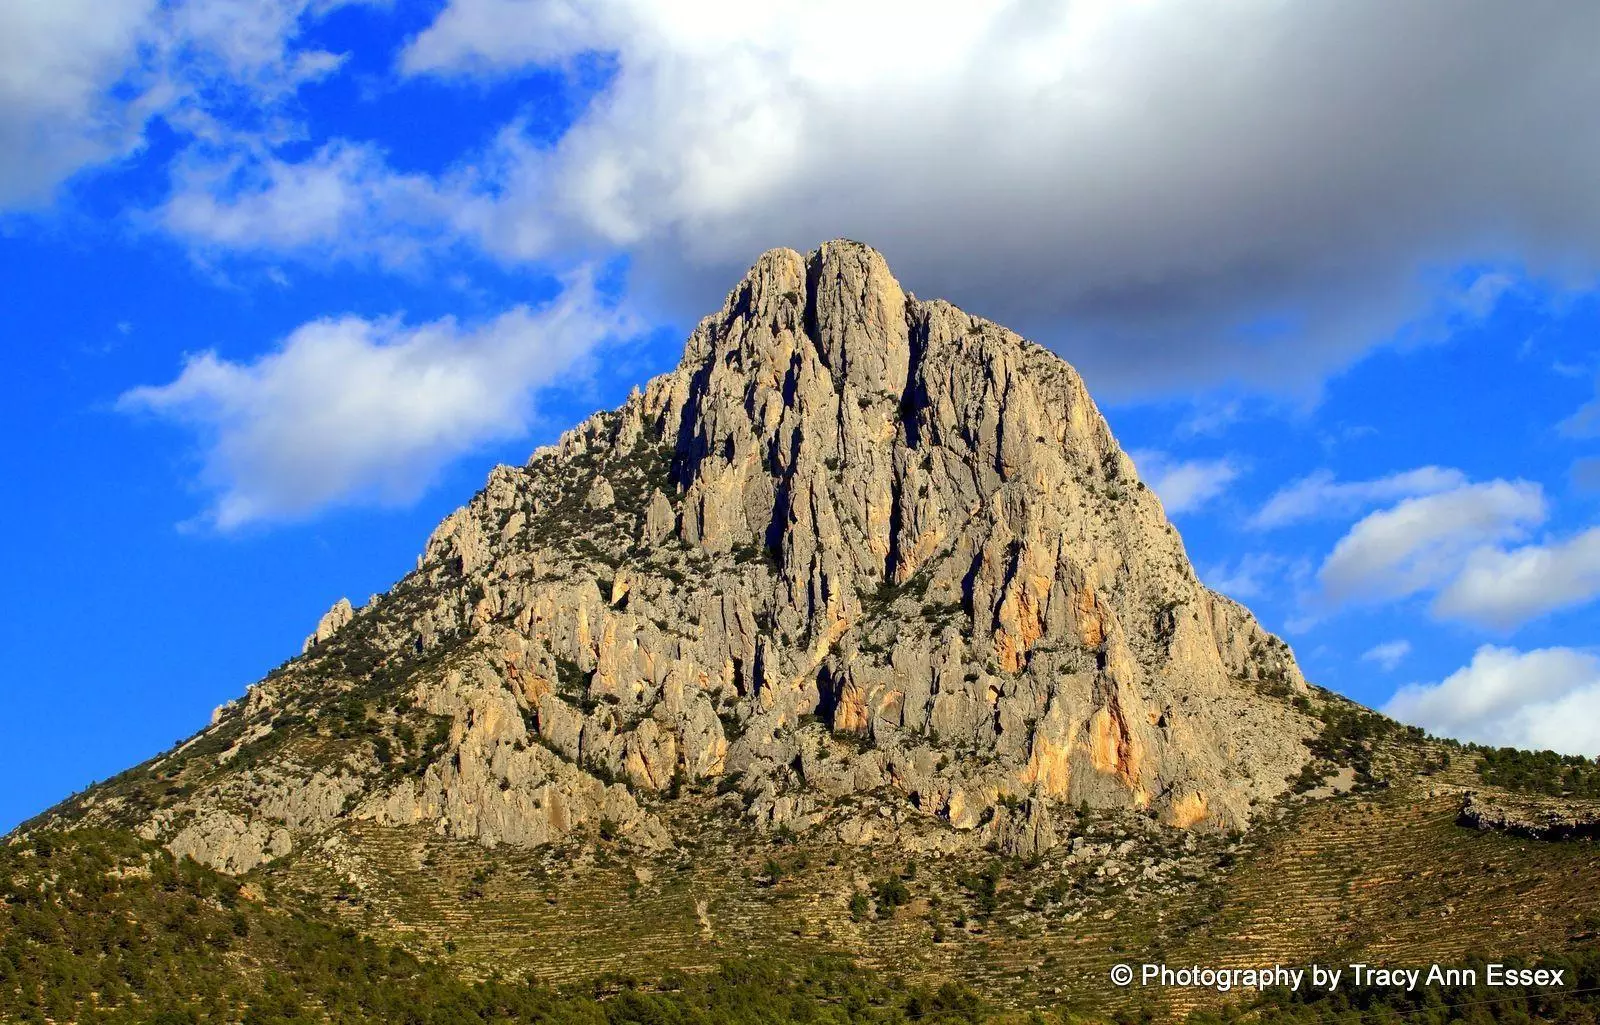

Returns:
687,240,910,398
47,240,1315,875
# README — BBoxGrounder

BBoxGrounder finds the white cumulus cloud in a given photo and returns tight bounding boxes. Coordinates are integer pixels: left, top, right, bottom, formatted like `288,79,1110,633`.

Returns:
1252,466,1469,529
1432,527,1600,629
1318,480,1545,606
1129,450,1239,516
1385,645,1600,755
118,274,636,528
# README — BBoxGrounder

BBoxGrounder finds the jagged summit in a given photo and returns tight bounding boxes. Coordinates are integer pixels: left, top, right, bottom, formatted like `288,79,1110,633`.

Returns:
37,240,1314,875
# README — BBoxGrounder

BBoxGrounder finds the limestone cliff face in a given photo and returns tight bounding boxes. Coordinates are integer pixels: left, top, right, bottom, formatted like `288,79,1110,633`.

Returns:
55,241,1314,873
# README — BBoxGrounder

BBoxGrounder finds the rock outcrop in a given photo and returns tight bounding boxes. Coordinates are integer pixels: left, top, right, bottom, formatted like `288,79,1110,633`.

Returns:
52,240,1315,874
304,597,355,652
1459,792,1600,840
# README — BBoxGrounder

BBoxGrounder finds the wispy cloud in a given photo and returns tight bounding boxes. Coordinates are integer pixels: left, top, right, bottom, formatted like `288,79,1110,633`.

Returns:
1178,400,1243,437
1202,553,1292,601
1360,639,1411,672
1252,466,1468,529
158,140,464,266
1451,270,1518,320
0,0,364,209
0,0,159,207
1560,379,1600,438
1129,449,1241,515
1573,457,1600,492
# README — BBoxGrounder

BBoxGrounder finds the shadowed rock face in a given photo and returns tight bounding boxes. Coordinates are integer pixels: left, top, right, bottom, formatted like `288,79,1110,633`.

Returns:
56,241,1315,872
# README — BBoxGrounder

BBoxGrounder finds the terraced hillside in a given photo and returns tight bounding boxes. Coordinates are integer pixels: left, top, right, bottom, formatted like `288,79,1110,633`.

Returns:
0,829,1015,1025
260,719,1600,1020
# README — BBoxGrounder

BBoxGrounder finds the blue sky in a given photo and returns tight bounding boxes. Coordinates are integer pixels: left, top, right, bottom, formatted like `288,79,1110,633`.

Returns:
5,0,1600,832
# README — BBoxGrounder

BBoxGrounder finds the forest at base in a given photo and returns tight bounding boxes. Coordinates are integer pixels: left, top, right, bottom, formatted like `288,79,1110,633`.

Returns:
4,829,1598,1025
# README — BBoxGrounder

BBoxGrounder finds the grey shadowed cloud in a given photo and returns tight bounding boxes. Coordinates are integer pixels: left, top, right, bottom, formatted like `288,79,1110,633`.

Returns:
403,0,1600,398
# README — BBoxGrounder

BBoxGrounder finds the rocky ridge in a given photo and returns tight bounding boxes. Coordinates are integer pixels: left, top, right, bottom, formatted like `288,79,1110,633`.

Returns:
43,240,1315,875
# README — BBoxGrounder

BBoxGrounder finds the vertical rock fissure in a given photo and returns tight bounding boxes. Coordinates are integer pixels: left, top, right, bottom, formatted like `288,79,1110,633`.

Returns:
802,253,823,353
670,353,718,493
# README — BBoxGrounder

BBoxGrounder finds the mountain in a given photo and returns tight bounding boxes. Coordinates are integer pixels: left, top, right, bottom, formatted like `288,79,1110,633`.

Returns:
12,241,1600,1022
47,239,1311,868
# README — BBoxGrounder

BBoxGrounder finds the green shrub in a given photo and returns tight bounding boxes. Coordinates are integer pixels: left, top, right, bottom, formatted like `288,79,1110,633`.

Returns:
1478,747,1600,797
873,875,912,916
